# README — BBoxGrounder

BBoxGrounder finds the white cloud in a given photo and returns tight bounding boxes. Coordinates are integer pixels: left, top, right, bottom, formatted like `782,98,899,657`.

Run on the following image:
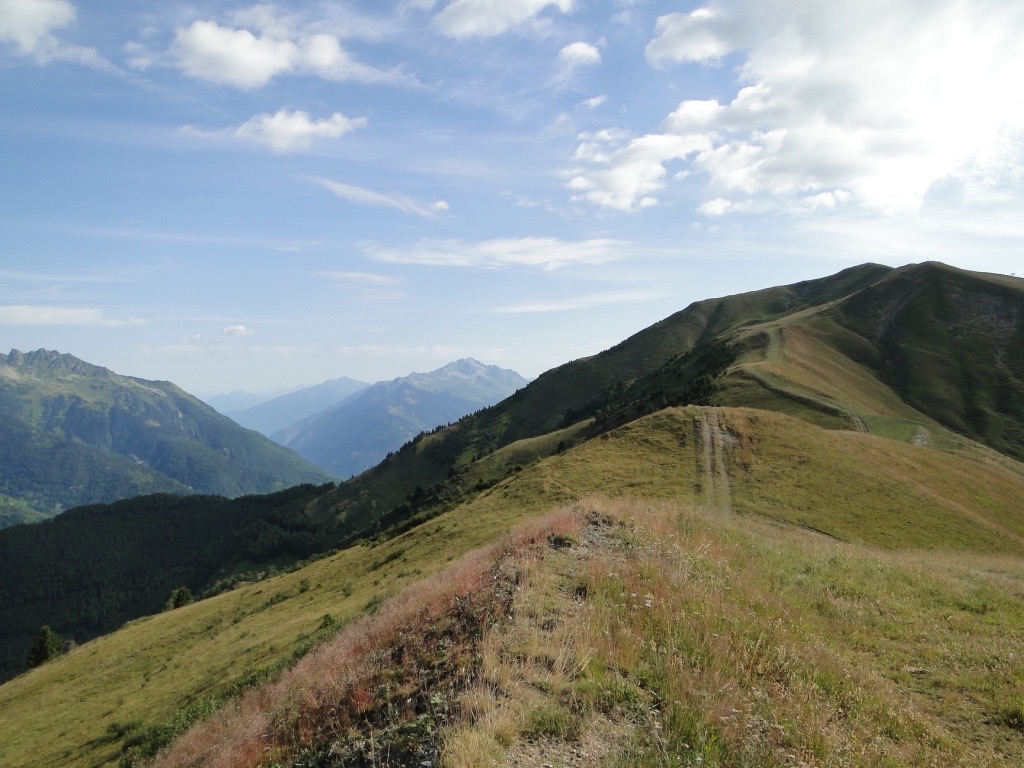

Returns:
558,41,600,67
172,14,403,88
697,198,733,217
232,110,367,152
578,95,607,110
173,20,293,88
222,325,254,338
0,305,143,327
433,0,575,38
307,177,448,219
574,0,1024,216
645,8,749,66
0,0,73,53
494,289,658,313
0,0,108,68
366,236,624,270
568,132,711,210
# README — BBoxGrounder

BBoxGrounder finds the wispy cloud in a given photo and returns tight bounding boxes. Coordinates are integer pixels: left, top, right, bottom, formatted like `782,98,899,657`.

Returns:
494,289,659,313
308,176,449,219
180,324,258,346
313,270,405,300
314,271,403,287
0,305,144,327
365,236,625,270
578,94,608,110
72,225,318,252
0,269,128,284
433,0,575,38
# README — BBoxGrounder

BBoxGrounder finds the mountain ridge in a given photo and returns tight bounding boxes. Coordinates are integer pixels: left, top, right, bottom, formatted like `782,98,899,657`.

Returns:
274,358,529,479
0,349,334,525
224,376,370,437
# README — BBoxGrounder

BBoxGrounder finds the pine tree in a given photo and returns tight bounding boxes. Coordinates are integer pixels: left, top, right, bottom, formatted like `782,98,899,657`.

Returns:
26,625,64,668
164,586,194,610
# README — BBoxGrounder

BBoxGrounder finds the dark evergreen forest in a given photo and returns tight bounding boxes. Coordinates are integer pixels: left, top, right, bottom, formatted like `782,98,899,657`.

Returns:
0,483,335,682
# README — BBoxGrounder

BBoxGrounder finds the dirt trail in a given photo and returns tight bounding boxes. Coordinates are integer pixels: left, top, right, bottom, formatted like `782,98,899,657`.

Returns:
698,408,733,515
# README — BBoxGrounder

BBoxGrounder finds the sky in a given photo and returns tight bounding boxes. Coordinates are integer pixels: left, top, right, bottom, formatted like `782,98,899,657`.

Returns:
2,0,1023,397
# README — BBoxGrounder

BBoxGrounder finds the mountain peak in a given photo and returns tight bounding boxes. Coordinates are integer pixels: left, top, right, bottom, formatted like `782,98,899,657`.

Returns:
1,348,112,380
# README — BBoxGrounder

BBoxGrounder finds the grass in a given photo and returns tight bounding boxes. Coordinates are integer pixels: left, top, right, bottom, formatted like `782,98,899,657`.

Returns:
3,406,1024,767
441,498,1024,767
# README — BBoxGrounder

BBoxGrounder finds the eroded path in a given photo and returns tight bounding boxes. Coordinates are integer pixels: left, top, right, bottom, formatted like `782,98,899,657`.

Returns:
698,408,733,515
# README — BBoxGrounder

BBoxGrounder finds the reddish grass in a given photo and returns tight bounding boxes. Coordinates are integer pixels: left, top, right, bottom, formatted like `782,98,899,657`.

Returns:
150,507,585,768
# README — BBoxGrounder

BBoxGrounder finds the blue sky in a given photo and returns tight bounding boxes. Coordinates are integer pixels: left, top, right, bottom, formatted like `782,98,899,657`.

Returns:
2,0,1023,396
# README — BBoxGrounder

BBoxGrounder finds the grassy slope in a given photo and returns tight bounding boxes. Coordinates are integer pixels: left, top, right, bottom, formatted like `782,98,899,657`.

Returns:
722,263,1024,460
315,264,895,531
0,353,333,516
441,498,1024,768
3,406,1024,767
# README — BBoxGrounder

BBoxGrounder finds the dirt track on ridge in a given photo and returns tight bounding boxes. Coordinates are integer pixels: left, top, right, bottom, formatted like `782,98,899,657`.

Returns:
698,408,733,515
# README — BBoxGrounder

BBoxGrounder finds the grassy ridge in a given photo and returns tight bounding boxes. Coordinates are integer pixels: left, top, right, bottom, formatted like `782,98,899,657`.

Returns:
442,498,1024,767
3,406,1023,767
152,497,1024,767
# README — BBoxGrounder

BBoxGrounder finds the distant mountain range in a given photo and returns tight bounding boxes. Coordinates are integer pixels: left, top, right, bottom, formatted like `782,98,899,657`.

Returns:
267,359,528,479
223,376,370,437
0,350,333,527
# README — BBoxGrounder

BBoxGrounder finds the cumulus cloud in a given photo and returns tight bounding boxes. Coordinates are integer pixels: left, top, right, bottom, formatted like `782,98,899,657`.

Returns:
0,0,108,68
433,0,575,38
365,236,623,270
0,0,73,53
172,12,403,88
645,7,750,66
222,325,254,338
0,305,143,326
232,110,366,152
568,132,711,210
573,0,1024,215
308,177,449,219
559,41,600,67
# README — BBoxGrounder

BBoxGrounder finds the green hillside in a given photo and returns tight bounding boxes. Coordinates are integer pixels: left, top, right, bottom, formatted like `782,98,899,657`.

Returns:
2,261,1023,767
720,262,1024,460
0,349,334,520
0,484,336,684
314,262,1024,546
2,405,1023,768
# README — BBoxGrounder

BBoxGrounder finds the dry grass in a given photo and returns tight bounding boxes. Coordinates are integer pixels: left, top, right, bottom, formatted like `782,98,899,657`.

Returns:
149,510,584,768
441,497,1024,768
7,406,1024,768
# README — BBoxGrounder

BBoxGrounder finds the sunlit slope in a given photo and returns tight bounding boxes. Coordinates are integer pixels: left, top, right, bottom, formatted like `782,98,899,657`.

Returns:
467,407,1024,553
4,404,1022,766
316,263,894,531
723,262,1024,458
319,262,1024,542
